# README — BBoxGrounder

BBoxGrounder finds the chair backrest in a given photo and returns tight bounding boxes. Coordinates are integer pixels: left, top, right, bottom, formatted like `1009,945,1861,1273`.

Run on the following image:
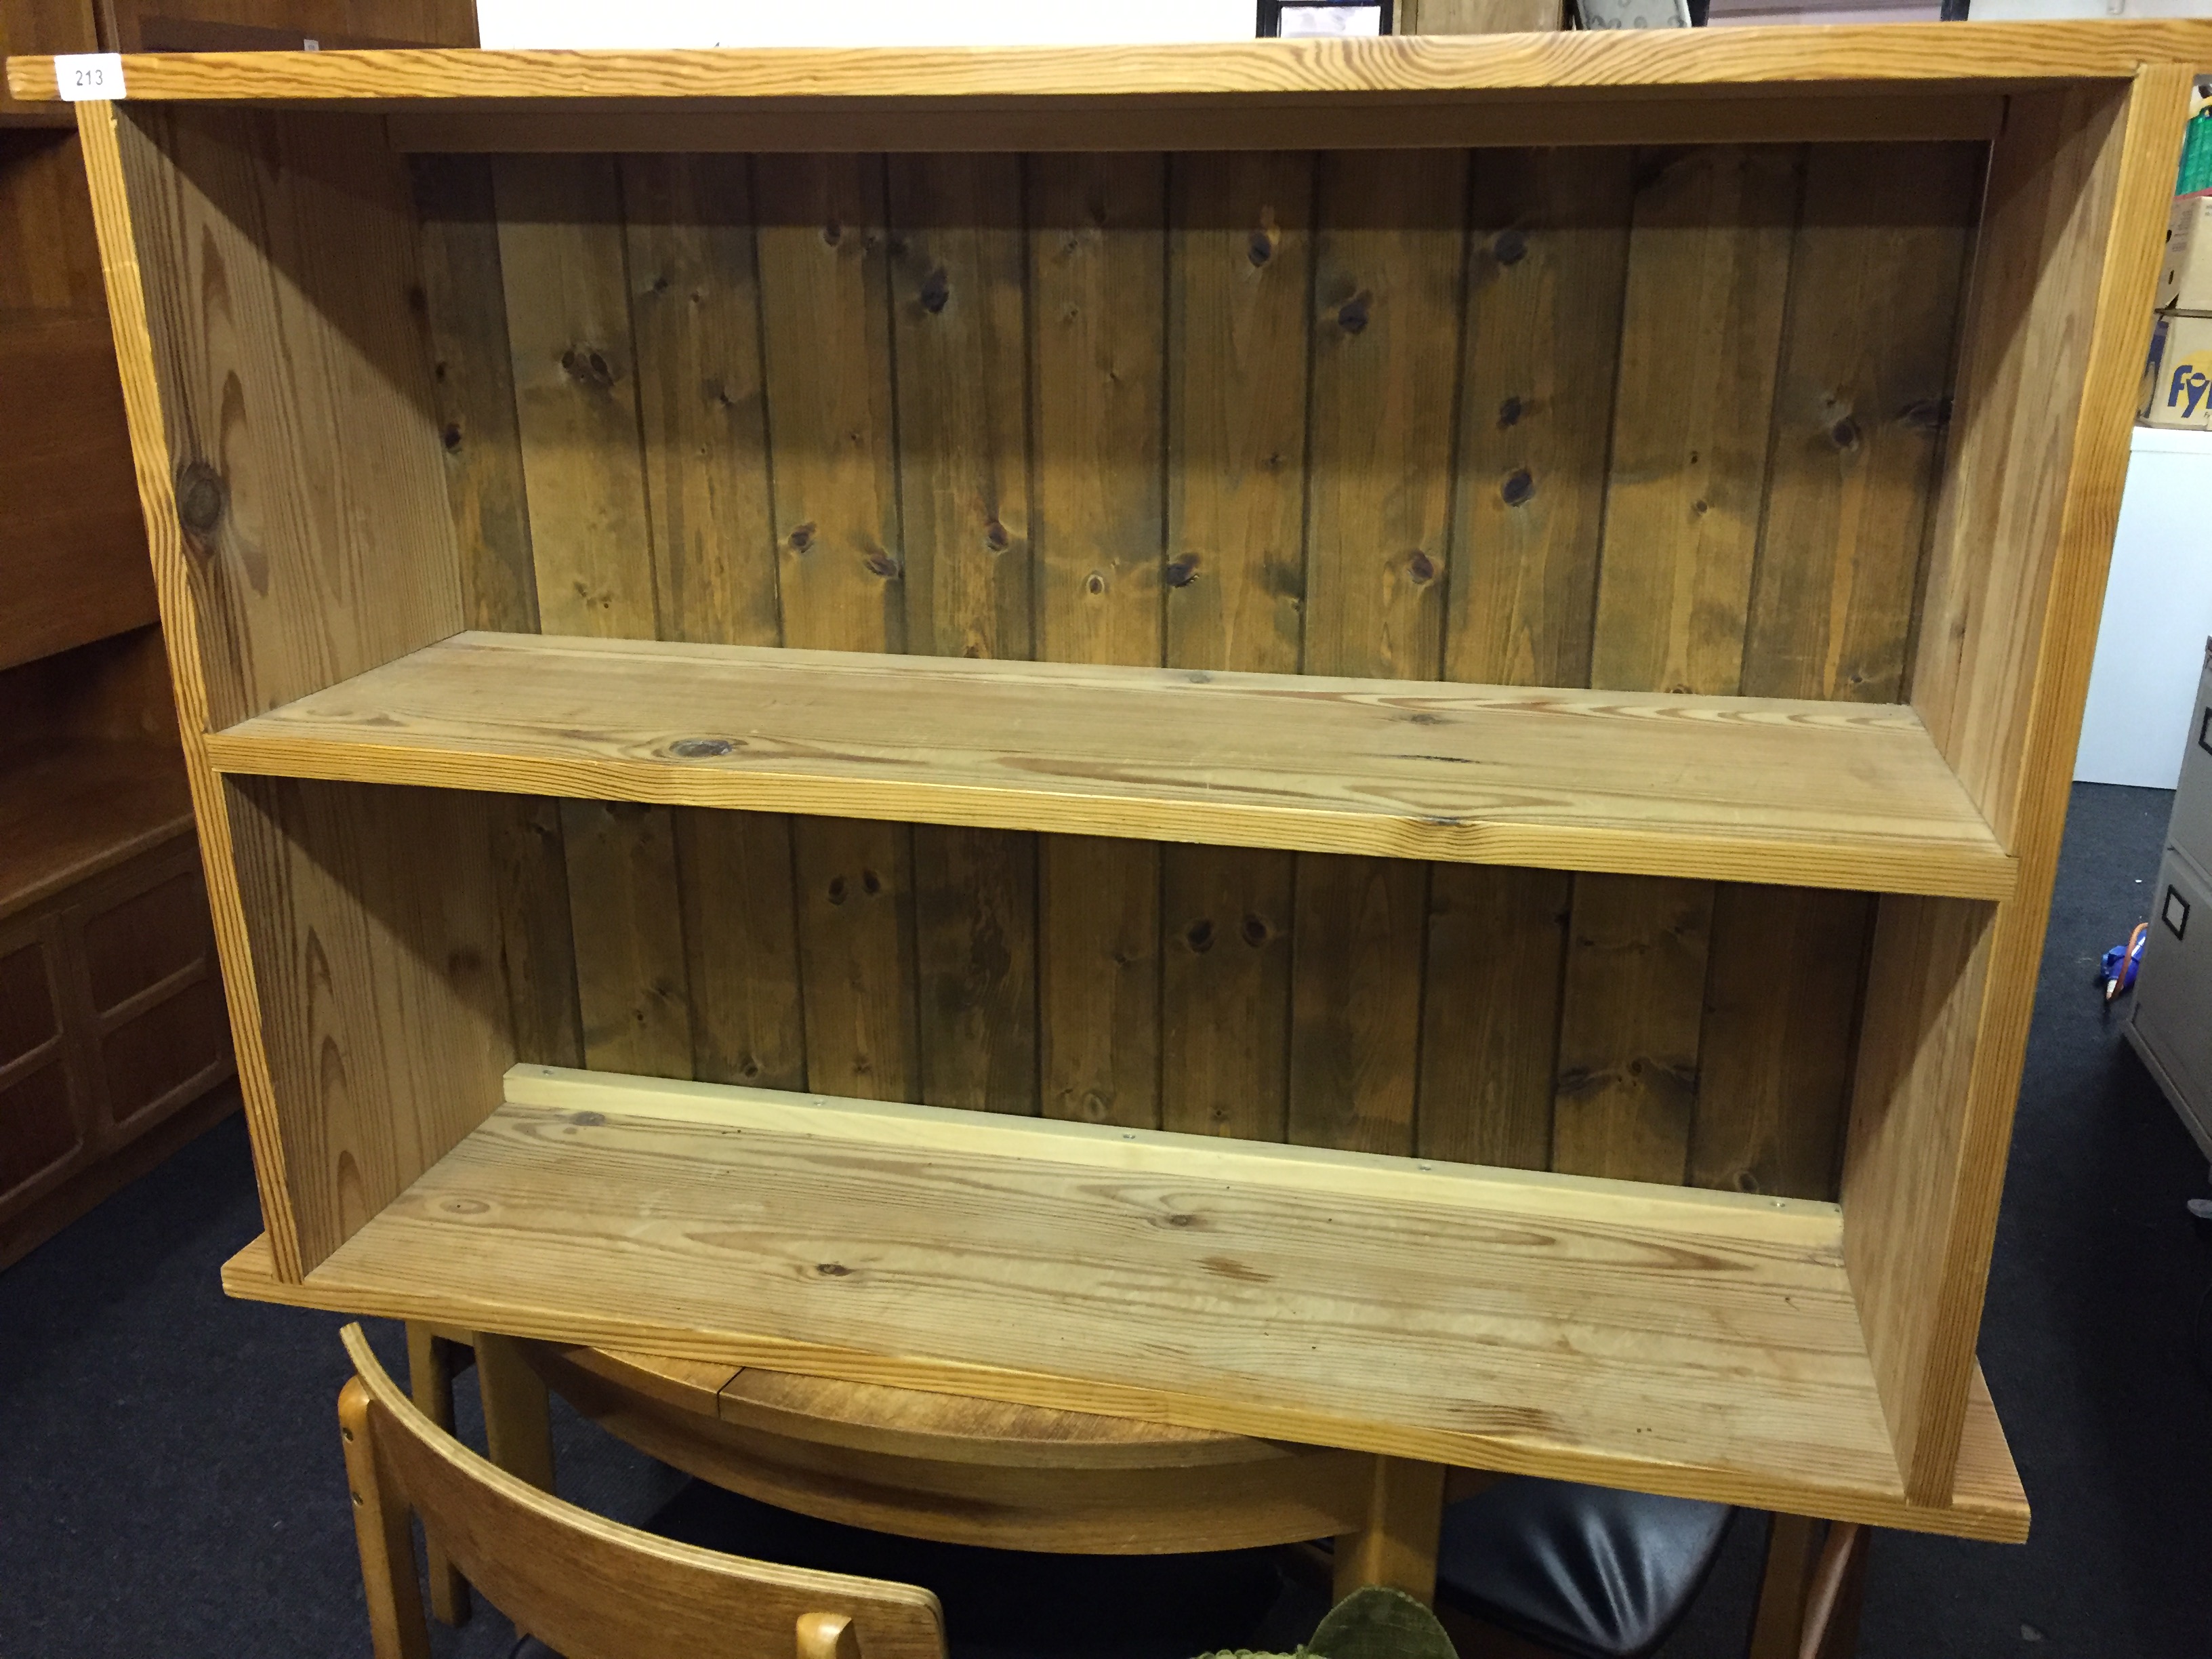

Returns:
340,1325,947,1659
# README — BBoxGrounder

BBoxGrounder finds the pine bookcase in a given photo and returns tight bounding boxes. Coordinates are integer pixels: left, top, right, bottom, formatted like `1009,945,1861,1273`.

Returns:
18,20,2207,1544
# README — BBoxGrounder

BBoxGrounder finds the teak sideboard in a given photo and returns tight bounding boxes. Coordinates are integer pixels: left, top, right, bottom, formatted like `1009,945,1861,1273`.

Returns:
18,20,2208,1547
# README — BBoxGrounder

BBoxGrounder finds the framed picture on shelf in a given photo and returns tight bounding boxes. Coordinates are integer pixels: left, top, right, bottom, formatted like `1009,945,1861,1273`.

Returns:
1257,1,1393,35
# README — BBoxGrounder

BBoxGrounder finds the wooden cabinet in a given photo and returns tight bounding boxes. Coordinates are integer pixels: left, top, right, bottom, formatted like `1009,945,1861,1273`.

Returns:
16,18,2203,1544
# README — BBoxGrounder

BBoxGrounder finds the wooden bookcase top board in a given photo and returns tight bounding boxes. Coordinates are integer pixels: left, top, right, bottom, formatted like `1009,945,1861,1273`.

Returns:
21,20,2209,1542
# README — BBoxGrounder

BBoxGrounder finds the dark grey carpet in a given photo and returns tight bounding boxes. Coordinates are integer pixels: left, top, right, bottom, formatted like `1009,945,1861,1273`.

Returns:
3,782,2207,1658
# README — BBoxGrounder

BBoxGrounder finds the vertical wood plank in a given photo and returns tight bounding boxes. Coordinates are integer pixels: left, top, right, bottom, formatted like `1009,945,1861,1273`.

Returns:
1422,148,1631,1170
1555,144,1798,1184
623,152,806,1092
1692,885,1872,1198
495,154,694,1082
556,800,692,1079
1031,153,1166,1128
1418,865,1569,1169
1744,142,1982,708
1695,141,1979,1200
1289,150,1467,1156
410,153,582,1070
1590,146,1800,697
888,155,1038,1115
1552,873,1713,1184
1161,150,1312,1141
755,153,920,1101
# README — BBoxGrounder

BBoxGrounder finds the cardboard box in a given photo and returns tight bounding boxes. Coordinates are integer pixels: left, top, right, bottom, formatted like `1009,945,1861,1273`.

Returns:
2156,194,2212,312
2140,312,2212,429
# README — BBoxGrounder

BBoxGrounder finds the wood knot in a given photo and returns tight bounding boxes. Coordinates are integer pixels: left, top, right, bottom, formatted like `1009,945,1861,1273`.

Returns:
1336,291,1371,334
1085,571,1107,596
560,346,615,388
1828,415,1861,451
827,876,848,905
175,462,226,539
1184,918,1216,954
1692,499,1710,516
1497,395,1523,429
1248,226,1275,266
1241,914,1272,948
670,737,737,758
861,868,882,897
1900,396,1950,432
1501,469,1534,508
788,523,817,552
918,266,950,314
864,551,902,580
1407,550,1437,585
983,518,1011,552
570,1111,605,1128
821,220,844,247
815,1262,852,1277
1165,554,1198,588
1493,228,1528,266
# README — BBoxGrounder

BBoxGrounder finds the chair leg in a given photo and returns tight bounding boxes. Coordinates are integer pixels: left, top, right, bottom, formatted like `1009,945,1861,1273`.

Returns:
1748,1513,1822,1659
1799,1523,1868,1659
338,1377,431,1659
1334,1456,1447,1605
473,1331,556,1492
404,1323,472,1626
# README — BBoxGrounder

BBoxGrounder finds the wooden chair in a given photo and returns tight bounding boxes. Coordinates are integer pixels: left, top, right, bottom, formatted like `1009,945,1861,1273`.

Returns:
334,1324,949,1659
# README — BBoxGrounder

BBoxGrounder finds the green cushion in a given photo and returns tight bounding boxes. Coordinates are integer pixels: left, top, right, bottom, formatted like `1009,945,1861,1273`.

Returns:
1192,1586,1460,1659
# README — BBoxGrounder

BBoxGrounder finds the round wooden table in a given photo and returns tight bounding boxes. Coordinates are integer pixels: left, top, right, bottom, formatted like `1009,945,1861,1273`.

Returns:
518,1340,1414,1565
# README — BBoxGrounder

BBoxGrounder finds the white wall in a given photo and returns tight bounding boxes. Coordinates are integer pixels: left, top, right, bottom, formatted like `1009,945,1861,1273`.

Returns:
2076,427,2212,788
475,0,1262,47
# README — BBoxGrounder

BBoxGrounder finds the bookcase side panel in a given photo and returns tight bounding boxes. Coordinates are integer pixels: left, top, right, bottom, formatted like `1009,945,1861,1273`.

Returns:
225,776,516,1273
1854,67,2191,1501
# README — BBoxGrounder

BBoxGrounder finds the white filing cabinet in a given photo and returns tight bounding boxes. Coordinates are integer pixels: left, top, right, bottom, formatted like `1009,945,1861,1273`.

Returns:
2128,641,2212,1161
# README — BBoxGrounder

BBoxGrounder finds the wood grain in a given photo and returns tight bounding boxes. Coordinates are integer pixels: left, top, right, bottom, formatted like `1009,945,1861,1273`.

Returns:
410,153,581,1073
207,632,2018,899
229,1067,2028,1540
887,155,1038,1116
21,24,2212,106
223,779,513,1271
1160,150,1311,1142
1031,153,1167,1130
83,100,466,1276
754,153,920,1102
495,153,694,1084
620,151,806,1096
1422,147,1631,1174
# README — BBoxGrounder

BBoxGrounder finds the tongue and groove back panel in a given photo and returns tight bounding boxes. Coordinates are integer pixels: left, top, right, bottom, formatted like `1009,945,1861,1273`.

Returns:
411,141,1984,1202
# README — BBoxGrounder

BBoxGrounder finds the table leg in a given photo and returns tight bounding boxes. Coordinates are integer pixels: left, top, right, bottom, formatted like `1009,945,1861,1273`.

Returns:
404,1323,471,1626
1334,1456,1448,1604
474,1331,557,1492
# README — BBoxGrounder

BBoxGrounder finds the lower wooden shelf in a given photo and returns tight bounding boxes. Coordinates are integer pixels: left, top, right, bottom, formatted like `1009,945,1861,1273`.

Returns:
222,1064,2028,1542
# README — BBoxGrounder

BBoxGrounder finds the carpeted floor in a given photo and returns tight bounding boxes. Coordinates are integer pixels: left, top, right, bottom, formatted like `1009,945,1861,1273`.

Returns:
3,782,2208,1658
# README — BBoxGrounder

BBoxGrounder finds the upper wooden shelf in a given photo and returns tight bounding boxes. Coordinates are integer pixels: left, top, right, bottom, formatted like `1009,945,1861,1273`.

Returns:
202,630,2015,899
12,22,2212,109
222,1063,2030,1542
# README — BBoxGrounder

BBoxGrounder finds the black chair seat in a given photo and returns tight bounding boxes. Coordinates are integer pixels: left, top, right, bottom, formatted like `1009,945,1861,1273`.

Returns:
1434,1477,1733,1659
